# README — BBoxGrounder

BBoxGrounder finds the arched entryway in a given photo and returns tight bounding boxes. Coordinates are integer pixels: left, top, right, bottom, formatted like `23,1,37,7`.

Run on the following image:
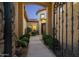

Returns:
24,2,52,35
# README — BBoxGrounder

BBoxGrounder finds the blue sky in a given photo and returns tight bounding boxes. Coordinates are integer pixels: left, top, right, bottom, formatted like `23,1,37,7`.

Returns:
25,4,44,21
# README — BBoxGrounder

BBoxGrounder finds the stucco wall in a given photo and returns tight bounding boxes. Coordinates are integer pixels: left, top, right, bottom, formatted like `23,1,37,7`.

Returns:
48,3,52,35
18,3,23,37
52,2,79,56
23,4,27,35
27,22,38,31
13,3,19,38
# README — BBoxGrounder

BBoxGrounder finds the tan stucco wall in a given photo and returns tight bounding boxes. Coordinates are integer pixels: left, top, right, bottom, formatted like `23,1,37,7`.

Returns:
18,3,27,36
63,4,66,49
52,2,79,55
27,22,38,31
73,3,79,55
13,3,19,38
23,4,27,35
48,3,52,35
18,3,23,37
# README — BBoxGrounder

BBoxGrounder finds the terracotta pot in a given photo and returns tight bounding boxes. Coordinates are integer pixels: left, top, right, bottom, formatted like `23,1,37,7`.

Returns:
21,47,28,56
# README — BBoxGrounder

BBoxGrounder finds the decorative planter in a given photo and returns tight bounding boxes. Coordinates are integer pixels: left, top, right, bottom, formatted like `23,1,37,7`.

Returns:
20,47,28,57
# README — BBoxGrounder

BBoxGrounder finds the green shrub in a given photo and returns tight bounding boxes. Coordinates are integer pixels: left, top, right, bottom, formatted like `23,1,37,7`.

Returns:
19,34,30,39
42,34,48,44
16,33,30,48
31,30,39,36
25,33,30,39
19,33,30,43
27,27,32,34
53,38,60,47
31,31,37,36
16,39,27,48
42,34,60,49
20,37,29,44
47,35,53,48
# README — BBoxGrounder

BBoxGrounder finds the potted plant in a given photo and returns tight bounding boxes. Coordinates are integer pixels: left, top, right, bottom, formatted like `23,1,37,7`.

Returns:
15,39,23,56
15,33,30,56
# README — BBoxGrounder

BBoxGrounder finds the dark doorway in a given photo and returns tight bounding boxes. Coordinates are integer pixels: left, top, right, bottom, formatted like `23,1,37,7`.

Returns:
41,23,46,34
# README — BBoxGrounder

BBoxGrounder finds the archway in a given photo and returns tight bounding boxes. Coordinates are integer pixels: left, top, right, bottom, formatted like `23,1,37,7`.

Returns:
24,2,52,35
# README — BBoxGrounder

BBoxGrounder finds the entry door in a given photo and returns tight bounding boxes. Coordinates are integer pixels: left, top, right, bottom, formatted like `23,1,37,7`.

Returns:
41,23,46,34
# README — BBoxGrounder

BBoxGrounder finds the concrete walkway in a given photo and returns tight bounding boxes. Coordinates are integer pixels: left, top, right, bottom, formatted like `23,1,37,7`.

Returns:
27,35,56,57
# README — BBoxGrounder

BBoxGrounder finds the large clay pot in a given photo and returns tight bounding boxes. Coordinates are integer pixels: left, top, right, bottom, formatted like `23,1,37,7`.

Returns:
21,47,28,57
15,47,22,57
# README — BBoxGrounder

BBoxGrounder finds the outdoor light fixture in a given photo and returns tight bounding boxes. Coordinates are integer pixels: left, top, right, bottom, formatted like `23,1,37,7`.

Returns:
41,18,47,23
41,14,45,18
40,14,47,23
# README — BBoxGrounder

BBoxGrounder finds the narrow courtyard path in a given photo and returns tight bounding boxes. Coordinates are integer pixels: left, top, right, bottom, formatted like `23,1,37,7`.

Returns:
27,35,56,57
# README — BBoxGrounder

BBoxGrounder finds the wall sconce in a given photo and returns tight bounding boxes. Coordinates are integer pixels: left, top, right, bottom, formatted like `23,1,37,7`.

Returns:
41,18,47,23
40,14,47,23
